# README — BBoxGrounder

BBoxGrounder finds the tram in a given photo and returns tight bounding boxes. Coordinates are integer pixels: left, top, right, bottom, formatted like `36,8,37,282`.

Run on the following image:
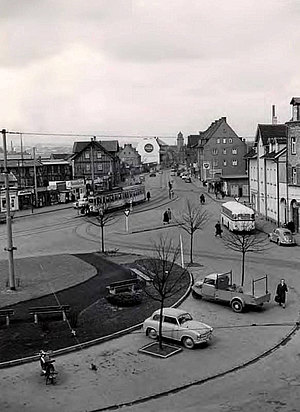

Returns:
84,184,146,215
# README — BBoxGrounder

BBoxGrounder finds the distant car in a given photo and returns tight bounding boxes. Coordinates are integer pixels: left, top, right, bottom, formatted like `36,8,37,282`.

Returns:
158,170,163,174
268,228,296,246
170,170,176,176
149,172,156,177
143,307,213,349
185,176,192,183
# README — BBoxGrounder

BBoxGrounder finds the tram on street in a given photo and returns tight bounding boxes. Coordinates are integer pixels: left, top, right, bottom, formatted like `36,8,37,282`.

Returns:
85,184,146,215
221,201,255,232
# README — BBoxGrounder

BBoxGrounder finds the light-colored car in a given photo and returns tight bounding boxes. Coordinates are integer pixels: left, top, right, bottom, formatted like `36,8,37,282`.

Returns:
268,228,296,246
143,307,213,349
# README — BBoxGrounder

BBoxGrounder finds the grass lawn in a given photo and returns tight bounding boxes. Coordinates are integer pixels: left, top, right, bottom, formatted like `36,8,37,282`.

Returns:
0,256,190,363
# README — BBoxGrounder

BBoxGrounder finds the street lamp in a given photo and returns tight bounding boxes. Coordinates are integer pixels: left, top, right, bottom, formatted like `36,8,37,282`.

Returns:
98,207,105,253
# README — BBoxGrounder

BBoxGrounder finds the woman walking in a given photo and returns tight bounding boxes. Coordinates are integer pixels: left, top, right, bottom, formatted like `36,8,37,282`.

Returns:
276,279,288,308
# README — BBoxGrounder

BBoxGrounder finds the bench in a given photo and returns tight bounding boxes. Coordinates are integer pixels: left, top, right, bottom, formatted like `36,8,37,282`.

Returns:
29,305,70,324
0,309,14,326
130,268,152,283
106,279,138,295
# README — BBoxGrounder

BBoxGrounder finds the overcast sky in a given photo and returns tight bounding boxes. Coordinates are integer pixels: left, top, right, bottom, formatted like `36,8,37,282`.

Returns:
1,0,300,146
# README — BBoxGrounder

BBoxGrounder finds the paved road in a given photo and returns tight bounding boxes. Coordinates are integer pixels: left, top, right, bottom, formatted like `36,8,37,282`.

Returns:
1,171,300,411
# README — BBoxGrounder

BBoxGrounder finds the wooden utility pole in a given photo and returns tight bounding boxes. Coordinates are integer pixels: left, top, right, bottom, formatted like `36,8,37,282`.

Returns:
33,147,38,207
2,129,16,290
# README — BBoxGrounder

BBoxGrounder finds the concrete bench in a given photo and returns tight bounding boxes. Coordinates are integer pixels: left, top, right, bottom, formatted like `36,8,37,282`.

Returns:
29,305,70,324
0,309,14,326
106,279,138,295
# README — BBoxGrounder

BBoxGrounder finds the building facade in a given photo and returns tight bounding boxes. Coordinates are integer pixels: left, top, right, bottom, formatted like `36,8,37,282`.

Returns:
71,138,121,191
286,97,300,231
195,117,248,195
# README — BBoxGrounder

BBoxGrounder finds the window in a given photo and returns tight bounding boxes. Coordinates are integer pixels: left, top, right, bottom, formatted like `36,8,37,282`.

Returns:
223,148,227,155
204,278,215,285
232,159,238,166
229,138,233,143
216,138,221,144
97,164,103,171
164,316,178,325
213,160,219,167
223,160,227,166
84,151,90,159
232,148,237,155
223,138,227,144
97,151,102,159
153,314,160,321
291,137,296,154
212,148,218,155
86,164,91,171
292,167,297,185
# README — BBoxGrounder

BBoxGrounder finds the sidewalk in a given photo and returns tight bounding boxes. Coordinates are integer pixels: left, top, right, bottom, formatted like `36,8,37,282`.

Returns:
13,202,73,219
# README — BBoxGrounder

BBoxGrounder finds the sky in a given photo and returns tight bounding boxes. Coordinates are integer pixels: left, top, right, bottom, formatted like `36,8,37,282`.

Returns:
1,0,300,147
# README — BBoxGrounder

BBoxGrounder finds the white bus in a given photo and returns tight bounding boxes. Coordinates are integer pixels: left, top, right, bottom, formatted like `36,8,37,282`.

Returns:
221,201,255,232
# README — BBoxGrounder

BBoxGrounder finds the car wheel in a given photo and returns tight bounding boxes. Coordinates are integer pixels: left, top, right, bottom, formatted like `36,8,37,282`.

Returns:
192,290,202,299
182,336,195,349
147,328,158,340
231,299,243,313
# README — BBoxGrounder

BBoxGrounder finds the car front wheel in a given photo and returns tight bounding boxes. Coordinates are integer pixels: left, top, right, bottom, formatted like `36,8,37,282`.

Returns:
182,336,195,349
192,290,202,299
147,328,158,340
231,299,243,313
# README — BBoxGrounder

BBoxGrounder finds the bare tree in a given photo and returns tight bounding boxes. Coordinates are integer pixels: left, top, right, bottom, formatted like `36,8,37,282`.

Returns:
175,199,209,265
84,209,118,253
143,236,188,350
222,228,269,286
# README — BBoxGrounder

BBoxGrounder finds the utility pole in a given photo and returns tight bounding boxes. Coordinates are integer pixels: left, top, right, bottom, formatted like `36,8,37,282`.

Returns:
33,147,38,207
2,129,16,290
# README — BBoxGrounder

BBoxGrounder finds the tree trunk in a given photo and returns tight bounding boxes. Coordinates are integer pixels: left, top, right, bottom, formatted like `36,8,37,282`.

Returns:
190,233,193,264
241,251,245,286
158,298,164,350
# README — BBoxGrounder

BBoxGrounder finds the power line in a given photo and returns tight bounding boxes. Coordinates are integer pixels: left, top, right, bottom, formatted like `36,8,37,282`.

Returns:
6,130,177,139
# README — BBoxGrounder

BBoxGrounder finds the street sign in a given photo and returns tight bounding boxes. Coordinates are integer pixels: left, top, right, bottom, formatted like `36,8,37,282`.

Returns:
124,209,130,217
203,162,210,170
235,197,240,202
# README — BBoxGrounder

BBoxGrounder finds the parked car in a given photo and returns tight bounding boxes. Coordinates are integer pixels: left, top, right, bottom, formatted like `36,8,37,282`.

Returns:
268,228,296,246
143,307,213,349
185,176,192,183
149,172,156,177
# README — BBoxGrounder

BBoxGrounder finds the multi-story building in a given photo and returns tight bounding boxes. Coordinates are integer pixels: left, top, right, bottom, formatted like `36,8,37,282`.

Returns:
118,144,141,169
71,138,121,191
246,124,287,226
286,97,300,231
195,117,248,196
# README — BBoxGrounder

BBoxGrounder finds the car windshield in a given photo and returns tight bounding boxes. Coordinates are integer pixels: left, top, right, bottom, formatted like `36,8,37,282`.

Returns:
283,231,292,238
178,313,193,325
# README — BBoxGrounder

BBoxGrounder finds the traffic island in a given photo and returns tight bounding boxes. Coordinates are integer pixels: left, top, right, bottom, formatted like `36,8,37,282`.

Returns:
139,341,182,358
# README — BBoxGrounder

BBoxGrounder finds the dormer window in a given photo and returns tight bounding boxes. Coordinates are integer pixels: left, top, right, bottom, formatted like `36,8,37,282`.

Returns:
291,136,296,154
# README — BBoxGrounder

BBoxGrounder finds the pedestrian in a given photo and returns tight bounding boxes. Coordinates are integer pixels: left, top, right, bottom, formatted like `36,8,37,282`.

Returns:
168,181,172,191
171,189,174,198
275,279,288,308
200,194,205,204
215,221,223,237
147,191,151,202
163,210,170,225
167,208,171,221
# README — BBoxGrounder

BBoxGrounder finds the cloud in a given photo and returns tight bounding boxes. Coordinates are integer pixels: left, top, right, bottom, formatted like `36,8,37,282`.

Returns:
0,0,299,139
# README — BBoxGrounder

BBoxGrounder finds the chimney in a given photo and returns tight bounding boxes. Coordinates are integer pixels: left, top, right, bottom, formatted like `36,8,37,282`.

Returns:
272,105,277,125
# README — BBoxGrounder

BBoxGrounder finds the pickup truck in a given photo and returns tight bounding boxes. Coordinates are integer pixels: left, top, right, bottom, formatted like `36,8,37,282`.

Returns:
192,271,271,313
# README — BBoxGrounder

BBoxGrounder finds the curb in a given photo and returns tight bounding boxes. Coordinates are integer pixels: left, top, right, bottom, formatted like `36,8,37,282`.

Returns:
89,320,300,412
0,263,193,369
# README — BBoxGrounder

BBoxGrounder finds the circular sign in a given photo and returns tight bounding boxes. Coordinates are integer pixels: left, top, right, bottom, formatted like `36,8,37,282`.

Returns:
203,162,210,169
144,143,154,153
124,209,130,216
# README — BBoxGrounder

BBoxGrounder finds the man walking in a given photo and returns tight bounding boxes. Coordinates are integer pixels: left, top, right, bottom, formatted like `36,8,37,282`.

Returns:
215,221,223,237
